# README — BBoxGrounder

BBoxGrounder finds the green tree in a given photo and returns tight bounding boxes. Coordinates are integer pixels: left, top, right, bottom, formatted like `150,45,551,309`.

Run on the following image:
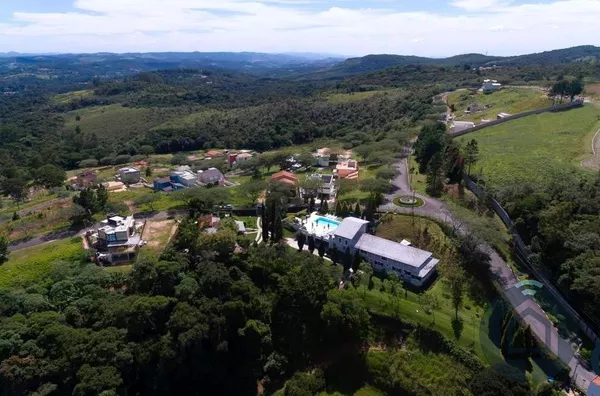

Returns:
1,178,28,208
358,262,373,298
414,121,447,173
96,184,109,210
443,141,464,184
134,193,159,212
335,200,342,216
0,233,9,264
463,139,479,175
320,199,329,214
425,152,444,197
449,271,464,319
353,201,361,217
421,294,440,322
321,290,371,347
35,164,66,189
296,232,306,251
140,145,154,157
145,167,152,178
239,180,267,206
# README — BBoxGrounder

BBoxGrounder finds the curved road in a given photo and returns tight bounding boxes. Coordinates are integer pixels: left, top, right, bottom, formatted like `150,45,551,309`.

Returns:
380,155,596,393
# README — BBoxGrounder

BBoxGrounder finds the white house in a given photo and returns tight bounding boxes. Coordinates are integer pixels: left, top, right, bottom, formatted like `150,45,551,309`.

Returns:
329,217,439,287
95,215,142,264
119,167,141,184
311,173,336,200
482,79,502,93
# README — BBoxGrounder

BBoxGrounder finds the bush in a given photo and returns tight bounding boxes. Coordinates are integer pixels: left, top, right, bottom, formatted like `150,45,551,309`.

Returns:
99,157,115,166
113,155,131,165
131,154,146,162
78,159,99,168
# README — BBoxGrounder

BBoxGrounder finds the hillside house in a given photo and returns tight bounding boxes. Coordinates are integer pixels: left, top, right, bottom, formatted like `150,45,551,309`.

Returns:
153,177,184,192
271,170,299,197
197,168,225,185
206,150,225,159
94,215,143,265
310,173,336,200
335,159,359,179
119,167,141,184
170,170,198,187
329,217,439,287
75,171,98,188
482,79,502,93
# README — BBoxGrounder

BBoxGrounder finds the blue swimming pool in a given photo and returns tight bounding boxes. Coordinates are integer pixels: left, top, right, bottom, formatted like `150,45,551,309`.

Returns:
315,217,341,227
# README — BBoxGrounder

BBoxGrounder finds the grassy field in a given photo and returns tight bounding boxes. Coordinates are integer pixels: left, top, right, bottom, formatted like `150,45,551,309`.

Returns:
457,104,600,190
0,238,85,288
52,89,93,105
63,104,180,141
448,88,553,124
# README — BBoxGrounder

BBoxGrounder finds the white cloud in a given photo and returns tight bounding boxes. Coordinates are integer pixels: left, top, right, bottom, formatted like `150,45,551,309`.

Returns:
0,0,599,56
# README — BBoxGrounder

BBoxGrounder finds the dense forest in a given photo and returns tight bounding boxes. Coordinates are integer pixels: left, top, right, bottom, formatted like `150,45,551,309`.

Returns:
0,208,552,396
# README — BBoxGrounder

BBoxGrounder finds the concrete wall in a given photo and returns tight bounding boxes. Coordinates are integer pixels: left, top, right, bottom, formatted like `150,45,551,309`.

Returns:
462,173,600,344
450,100,584,138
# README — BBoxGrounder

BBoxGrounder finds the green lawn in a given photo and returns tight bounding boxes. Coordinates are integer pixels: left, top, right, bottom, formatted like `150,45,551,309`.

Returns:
457,104,600,190
0,238,85,288
448,88,553,124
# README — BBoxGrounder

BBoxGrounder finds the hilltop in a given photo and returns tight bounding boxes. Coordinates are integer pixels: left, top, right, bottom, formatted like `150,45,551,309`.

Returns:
307,45,600,79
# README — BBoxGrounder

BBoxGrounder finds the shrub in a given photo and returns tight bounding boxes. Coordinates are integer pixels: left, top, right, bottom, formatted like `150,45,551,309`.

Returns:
113,155,131,165
99,157,115,166
78,159,99,168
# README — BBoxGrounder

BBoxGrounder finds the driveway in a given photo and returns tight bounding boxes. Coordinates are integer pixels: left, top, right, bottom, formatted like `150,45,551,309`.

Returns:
379,155,596,393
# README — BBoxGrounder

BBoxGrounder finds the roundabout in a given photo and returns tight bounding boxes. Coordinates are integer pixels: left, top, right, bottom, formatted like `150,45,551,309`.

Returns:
393,195,425,208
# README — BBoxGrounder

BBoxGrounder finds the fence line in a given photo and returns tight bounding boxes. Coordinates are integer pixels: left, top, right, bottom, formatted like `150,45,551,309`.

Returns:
462,173,600,344
450,100,584,137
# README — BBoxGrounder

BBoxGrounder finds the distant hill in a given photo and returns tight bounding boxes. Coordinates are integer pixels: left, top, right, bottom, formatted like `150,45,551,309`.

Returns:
0,52,343,80
492,45,600,66
307,45,600,79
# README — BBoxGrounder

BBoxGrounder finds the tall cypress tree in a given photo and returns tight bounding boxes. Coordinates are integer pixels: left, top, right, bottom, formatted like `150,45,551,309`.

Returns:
354,201,361,217
261,206,269,242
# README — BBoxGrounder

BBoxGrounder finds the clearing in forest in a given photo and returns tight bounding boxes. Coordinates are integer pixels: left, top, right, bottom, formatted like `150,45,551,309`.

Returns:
457,104,600,190
447,88,552,124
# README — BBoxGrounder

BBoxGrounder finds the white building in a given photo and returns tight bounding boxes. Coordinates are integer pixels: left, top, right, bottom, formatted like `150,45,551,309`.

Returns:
119,167,141,184
311,174,336,200
329,217,439,287
169,170,197,187
95,215,142,264
482,79,502,93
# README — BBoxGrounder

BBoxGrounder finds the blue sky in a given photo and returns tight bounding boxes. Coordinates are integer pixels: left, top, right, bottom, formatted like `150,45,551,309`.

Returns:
0,0,598,56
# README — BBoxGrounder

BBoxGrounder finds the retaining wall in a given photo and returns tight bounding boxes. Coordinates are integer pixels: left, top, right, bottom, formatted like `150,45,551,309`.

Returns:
450,100,584,137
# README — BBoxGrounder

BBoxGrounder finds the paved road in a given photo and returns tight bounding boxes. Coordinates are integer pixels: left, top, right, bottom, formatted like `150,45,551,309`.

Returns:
379,156,596,393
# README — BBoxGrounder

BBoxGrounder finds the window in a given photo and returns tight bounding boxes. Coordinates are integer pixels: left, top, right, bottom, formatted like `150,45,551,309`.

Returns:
345,240,348,245
381,257,387,261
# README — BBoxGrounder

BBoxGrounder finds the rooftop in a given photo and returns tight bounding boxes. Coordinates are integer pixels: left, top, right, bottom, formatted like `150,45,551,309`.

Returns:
334,217,369,240
120,167,139,173
355,234,433,268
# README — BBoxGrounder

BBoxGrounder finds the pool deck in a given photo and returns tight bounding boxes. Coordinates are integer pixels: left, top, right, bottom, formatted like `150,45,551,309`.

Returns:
298,212,341,239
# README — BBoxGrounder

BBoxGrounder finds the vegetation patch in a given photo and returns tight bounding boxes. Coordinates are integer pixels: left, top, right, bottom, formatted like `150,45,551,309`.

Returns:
447,88,553,123
393,195,425,207
0,238,85,288
457,104,600,190
52,89,93,105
